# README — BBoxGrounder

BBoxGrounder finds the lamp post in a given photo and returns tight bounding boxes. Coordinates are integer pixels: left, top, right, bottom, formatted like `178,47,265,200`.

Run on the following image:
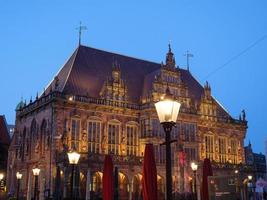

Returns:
0,173,3,181
16,172,22,200
67,150,81,200
155,87,181,200
191,162,198,200
32,168,40,200
247,175,253,200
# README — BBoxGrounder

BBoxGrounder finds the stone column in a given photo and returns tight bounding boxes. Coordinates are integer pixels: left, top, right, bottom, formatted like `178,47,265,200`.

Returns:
63,167,68,198
128,177,134,200
85,168,91,200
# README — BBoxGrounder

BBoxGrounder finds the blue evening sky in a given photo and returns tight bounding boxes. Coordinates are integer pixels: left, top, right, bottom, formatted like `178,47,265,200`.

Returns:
0,1,266,153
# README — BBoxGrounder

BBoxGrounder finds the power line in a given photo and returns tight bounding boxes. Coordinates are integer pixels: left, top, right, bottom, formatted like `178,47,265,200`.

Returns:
202,34,267,81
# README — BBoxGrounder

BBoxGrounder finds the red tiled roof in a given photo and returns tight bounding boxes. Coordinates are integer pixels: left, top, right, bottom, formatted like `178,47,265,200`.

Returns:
0,115,11,145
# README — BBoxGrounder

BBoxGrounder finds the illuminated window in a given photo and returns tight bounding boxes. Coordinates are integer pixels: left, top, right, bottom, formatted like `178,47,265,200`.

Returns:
108,123,120,154
71,118,80,150
230,139,238,164
88,120,101,153
218,137,227,163
205,135,214,160
126,125,138,155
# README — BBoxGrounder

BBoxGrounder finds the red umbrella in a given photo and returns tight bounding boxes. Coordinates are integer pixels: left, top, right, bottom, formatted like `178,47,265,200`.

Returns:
142,144,158,200
202,158,213,200
103,155,114,200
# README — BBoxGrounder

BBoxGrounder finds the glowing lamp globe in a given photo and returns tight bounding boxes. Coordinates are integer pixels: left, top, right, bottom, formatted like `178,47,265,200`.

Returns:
67,150,81,164
32,168,40,176
191,162,198,171
248,175,253,180
0,173,4,180
155,88,181,123
16,172,22,180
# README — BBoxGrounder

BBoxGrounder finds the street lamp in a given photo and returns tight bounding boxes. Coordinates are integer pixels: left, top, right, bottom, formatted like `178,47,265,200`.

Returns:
191,162,198,200
16,172,22,200
247,175,253,200
155,87,181,200
68,150,81,200
32,168,40,200
0,173,4,181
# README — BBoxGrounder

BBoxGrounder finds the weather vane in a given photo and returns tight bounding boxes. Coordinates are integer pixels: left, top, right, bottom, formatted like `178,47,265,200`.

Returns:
76,21,87,45
184,50,194,71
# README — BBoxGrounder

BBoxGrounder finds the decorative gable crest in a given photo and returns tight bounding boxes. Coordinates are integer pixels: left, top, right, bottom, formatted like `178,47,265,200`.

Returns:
100,61,128,101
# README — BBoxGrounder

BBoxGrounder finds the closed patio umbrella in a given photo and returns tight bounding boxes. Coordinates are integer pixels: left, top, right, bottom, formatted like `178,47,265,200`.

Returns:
142,144,158,200
202,158,213,200
103,155,114,200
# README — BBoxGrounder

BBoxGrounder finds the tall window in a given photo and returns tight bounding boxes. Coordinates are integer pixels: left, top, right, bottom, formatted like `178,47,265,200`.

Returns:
108,123,120,154
183,123,196,142
71,118,80,150
126,125,138,155
40,120,47,156
218,137,227,163
184,148,196,162
30,119,37,158
230,139,238,164
141,119,151,137
205,135,214,160
88,120,101,153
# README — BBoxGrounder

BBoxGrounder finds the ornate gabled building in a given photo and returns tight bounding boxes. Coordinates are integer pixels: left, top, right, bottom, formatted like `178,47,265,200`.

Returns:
7,44,247,200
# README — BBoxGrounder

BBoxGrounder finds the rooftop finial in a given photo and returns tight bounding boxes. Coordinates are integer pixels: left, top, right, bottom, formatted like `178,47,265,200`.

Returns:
168,40,172,53
184,50,194,71
76,21,87,46
165,42,175,68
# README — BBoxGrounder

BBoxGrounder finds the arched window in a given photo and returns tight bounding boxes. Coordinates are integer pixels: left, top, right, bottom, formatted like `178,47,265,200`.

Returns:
107,120,120,154
71,118,81,150
30,119,37,157
88,119,101,153
40,120,47,156
21,127,26,161
126,122,138,156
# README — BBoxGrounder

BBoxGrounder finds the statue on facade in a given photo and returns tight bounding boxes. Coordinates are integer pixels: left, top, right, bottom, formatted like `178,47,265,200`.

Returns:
101,135,108,152
120,136,127,154
81,130,87,151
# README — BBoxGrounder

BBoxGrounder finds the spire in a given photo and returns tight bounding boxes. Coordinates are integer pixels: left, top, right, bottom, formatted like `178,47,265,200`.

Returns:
165,43,176,68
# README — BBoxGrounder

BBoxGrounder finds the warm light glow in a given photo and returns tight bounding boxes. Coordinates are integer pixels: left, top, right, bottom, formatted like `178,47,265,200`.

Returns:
155,99,180,123
235,170,239,174
0,173,4,180
32,168,40,176
68,96,74,101
191,162,198,171
248,175,253,180
16,172,23,180
67,150,81,164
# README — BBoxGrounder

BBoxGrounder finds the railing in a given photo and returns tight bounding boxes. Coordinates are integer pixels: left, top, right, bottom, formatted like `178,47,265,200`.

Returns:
17,91,246,126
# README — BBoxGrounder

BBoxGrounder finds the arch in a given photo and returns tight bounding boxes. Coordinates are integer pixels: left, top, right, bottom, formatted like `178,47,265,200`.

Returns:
132,173,142,200
157,175,165,200
118,172,129,200
92,171,103,193
88,116,102,122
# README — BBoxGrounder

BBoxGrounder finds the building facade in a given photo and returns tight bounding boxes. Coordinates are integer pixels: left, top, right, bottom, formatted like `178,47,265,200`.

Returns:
0,115,11,197
7,45,247,200
244,142,266,180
